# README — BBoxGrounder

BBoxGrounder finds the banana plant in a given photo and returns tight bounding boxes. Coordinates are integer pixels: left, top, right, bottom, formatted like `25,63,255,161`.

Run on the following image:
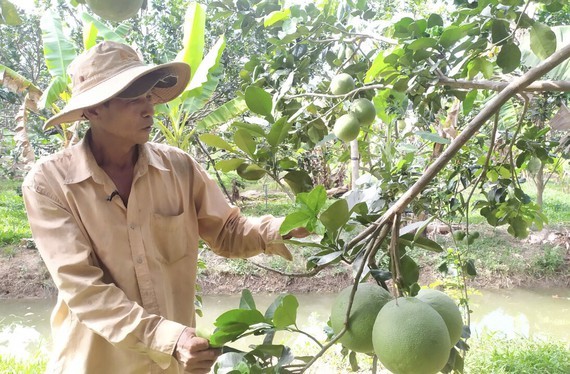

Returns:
35,2,247,154
0,65,42,169
0,0,22,26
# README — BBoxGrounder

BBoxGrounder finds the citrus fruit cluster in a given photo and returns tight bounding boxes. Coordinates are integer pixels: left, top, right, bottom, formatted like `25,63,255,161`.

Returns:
330,285,463,374
329,74,376,142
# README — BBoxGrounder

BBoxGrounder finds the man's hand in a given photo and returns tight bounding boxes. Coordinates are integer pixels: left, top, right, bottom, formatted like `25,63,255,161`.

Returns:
282,227,311,240
174,327,221,374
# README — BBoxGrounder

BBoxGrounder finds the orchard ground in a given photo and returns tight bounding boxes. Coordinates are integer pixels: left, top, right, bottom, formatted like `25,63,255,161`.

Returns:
1,222,569,299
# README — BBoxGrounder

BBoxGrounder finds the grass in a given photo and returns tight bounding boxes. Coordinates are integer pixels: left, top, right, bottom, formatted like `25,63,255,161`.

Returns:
0,178,31,246
0,354,47,374
465,334,570,374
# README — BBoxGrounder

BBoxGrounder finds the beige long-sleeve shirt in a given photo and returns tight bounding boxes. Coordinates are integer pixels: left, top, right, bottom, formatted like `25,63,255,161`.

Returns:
22,135,291,373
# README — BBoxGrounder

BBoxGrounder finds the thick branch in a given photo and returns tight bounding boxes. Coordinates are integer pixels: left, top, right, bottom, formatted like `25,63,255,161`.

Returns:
349,42,570,249
438,76,570,92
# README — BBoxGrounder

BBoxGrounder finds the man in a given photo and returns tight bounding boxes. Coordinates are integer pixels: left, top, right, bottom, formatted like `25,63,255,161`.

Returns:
22,41,306,373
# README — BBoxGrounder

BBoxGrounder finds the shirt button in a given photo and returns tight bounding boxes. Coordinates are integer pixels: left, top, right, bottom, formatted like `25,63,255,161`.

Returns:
129,224,136,229
136,257,143,264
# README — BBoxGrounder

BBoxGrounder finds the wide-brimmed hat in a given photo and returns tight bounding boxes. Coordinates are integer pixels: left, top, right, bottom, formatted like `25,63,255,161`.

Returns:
43,41,191,129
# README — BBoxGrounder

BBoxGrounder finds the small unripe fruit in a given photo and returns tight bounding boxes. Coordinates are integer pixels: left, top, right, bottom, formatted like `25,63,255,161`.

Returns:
333,114,361,142
350,98,376,125
330,73,355,95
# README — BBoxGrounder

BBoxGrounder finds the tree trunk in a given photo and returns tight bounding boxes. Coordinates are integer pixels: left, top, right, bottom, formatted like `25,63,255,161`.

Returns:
536,164,545,207
350,139,359,190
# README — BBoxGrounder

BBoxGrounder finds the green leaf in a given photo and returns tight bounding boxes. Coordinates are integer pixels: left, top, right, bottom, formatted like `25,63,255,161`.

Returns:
427,13,443,28
399,255,419,286
530,22,557,60
233,122,266,137
38,75,69,110
245,85,273,117
81,13,126,43
399,233,443,252
177,1,206,79
439,26,466,48
0,0,22,25
279,211,312,235
283,170,314,194
319,199,349,234
267,117,291,148
349,351,360,371
407,37,437,51
309,251,343,267
416,131,450,144
215,158,245,172
82,21,98,50
199,133,234,151
181,35,226,113
462,90,478,115
239,289,256,310
214,309,267,327
195,96,248,130
234,129,257,157
297,185,327,215
464,259,477,277
496,43,521,74
264,8,291,27
209,323,250,347
491,20,510,46
272,295,299,328
41,11,77,78
507,216,530,239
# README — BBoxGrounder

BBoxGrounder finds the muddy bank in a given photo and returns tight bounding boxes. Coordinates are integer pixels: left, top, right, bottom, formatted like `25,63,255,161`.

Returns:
1,244,568,299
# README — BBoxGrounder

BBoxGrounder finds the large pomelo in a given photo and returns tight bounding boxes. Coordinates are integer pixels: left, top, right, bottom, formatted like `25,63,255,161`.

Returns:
333,113,360,142
372,297,451,374
86,0,143,21
236,163,266,181
330,283,393,353
416,289,463,347
330,73,355,95
350,98,376,125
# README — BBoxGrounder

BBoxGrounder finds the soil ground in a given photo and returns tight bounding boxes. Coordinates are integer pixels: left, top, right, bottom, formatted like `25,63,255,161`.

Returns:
1,225,569,299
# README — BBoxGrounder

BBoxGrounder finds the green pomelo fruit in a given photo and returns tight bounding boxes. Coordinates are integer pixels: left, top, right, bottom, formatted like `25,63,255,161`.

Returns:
527,156,541,174
350,98,376,125
237,163,266,180
86,0,143,21
333,114,360,142
416,289,463,347
452,230,466,241
330,73,355,95
372,297,451,374
330,283,393,353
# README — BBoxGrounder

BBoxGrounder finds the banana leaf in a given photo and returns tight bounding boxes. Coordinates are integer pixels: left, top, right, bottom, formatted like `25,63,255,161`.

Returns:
0,0,21,26
176,1,205,78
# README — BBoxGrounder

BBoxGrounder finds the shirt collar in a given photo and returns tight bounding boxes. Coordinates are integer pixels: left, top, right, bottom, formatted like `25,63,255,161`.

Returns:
64,131,169,185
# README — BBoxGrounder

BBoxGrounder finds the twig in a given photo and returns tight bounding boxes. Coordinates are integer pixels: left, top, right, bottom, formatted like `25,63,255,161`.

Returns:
347,42,570,251
388,213,402,297
249,261,326,278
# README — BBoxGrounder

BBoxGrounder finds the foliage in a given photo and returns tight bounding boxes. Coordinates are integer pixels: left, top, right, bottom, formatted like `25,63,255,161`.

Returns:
465,334,570,374
0,178,31,245
0,354,47,374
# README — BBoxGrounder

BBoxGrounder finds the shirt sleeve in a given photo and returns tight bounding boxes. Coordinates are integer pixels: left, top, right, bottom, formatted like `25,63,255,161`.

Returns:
190,159,292,260
22,180,186,369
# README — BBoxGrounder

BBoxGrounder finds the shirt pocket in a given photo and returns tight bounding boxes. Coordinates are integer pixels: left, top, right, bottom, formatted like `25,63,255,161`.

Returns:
150,211,188,264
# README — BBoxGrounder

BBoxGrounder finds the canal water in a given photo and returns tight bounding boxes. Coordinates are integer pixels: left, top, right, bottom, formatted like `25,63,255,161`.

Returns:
1,288,569,360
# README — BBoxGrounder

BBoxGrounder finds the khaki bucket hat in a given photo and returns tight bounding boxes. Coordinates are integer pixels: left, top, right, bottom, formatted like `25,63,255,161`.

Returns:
44,41,191,129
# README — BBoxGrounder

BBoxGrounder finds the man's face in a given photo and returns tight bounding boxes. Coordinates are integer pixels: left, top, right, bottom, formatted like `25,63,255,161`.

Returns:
88,91,157,146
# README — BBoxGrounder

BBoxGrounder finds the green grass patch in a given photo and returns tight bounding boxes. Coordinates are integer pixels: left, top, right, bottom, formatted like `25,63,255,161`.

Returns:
524,181,570,225
466,334,570,374
0,354,47,374
0,179,31,246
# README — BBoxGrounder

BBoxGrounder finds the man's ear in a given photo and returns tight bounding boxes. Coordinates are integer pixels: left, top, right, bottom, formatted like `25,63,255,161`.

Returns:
83,106,100,121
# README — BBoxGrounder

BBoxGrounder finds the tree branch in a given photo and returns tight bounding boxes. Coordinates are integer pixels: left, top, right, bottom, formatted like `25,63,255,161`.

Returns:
348,42,570,250
438,76,570,92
